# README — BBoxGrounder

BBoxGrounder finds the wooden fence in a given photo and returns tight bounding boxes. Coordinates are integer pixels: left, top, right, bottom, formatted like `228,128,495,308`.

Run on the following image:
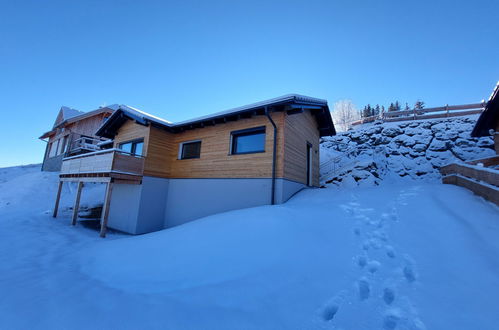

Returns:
351,102,485,126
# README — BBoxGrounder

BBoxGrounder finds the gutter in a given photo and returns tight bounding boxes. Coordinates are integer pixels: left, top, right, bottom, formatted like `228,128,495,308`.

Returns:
265,107,277,205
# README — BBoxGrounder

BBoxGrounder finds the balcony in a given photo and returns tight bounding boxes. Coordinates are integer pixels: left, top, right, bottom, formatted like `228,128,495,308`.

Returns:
60,149,145,183
66,136,110,156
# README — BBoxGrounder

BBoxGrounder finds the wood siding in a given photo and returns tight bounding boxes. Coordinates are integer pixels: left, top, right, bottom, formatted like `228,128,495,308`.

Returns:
169,113,285,178
113,119,150,156
143,127,175,178
283,110,320,187
111,110,321,184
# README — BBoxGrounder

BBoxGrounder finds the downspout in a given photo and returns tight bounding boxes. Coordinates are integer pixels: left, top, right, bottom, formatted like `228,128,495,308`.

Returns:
265,107,277,205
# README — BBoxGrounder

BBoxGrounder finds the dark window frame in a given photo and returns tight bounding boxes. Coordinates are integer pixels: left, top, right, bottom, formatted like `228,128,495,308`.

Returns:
119,138,144,156
230,126,266,155
178,140,202,160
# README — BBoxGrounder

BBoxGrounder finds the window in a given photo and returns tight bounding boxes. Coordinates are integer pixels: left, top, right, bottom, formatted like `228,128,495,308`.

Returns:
119,139,144,156
179,141,201,159
231,126,266,154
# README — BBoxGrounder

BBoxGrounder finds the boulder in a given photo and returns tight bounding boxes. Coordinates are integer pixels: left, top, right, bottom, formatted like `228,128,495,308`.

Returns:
381,127,403,137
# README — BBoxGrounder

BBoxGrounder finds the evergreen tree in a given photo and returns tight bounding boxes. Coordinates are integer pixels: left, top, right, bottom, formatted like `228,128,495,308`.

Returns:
394,101,401,111
374,104,380,117
404,102,410,111
414,100,425,110
388,102,395,112
362,104,373,118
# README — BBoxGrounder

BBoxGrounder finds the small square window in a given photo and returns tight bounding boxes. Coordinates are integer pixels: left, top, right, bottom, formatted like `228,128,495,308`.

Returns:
179,141,201,159
231,126,266,154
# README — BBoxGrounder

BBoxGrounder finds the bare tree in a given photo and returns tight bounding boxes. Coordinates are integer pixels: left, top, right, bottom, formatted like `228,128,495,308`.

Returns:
331,99,359,132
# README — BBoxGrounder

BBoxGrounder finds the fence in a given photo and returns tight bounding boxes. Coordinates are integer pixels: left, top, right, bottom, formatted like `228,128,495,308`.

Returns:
351,102,485,126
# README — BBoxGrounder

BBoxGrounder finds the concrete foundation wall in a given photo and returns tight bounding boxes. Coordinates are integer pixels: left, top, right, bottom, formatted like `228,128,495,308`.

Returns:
106,177,307,234
135,176,170,234
42,154,64,172
107,183,142,234
163,178,306,228
275,178,307,204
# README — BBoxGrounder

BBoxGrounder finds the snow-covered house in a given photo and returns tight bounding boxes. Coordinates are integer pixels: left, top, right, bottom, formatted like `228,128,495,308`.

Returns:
472,81,499,153
40,106,114,171
53,95,336,236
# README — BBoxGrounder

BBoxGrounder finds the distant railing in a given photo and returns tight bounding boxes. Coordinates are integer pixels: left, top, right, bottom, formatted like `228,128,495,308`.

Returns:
68,136,109,155
351,102,486,126
61,148,145,176
320,143,386,183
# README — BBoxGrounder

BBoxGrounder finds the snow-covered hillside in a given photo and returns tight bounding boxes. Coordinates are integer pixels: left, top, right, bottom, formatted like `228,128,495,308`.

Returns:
0,164,498,329
321,116,495,186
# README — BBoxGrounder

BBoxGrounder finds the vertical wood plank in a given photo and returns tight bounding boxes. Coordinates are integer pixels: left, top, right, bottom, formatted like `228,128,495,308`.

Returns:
52,181,63,218
71,182,84,226
99,182,114,238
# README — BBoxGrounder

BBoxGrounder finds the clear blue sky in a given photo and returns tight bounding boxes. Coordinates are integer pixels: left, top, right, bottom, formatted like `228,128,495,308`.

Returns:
1,0,498,167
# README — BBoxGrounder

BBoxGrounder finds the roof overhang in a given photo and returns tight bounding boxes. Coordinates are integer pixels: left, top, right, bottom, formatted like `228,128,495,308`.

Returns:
471,82,499,137
96,95,336,139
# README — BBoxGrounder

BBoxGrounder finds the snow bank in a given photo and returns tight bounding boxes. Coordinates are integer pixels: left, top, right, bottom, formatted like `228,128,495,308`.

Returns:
321,117,495,186
1,165,498,329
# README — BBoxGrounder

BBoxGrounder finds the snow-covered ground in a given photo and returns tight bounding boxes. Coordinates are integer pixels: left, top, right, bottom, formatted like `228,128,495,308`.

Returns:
0,164,498,329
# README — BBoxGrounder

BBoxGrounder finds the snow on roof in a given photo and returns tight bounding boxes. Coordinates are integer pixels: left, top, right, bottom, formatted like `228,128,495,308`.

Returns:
60,106,84,120
108,94,327,128
174,94,327,126
106,104,173,126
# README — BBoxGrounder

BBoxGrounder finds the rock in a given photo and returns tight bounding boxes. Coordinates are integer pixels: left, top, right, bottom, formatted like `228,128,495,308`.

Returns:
426,150,454,167
412,143,427,152
428,139,450,151
382,127,403,137
477,137,494,149
435,130,459,141
454,138,474,148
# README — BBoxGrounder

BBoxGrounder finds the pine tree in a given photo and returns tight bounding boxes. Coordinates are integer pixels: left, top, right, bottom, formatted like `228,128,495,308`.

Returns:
394,101,401,111
414,100,425,110
374,104,380,116
362,104,373,118
404,102,410,111
388,102,395,112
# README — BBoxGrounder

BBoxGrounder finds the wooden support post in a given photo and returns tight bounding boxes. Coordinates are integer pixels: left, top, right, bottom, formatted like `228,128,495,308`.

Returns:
445,104,449,117
71,182,84,226
53,181,63,218
99,181,114,238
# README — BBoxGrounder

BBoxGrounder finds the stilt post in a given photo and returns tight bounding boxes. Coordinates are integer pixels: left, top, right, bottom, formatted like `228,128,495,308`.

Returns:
53,181,63,218
71,181,84,226
99,181,114,238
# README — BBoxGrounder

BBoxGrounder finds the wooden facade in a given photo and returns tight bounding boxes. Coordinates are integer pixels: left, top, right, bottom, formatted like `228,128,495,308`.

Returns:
107,110,321,186
41,108,113,171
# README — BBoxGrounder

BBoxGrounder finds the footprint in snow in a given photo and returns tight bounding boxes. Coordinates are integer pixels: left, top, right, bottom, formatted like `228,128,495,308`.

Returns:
321,293,344,322
358,277,370,300
402,256,418,283
357,255,367,268
383,287,396,305
367,260,381,274
383,310,400,330
385,245,396,259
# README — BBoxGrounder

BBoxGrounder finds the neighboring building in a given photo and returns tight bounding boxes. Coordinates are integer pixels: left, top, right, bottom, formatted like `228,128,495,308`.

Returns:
471,81,499,153
40,106,114,171
53,94,336,236
442,82,499,205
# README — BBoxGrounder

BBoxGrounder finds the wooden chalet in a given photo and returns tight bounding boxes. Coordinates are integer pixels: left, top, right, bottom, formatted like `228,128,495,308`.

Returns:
52,95,336,236
40,106,114,171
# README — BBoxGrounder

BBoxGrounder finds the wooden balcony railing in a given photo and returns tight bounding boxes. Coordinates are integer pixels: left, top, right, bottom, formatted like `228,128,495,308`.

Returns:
60,149,145,177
